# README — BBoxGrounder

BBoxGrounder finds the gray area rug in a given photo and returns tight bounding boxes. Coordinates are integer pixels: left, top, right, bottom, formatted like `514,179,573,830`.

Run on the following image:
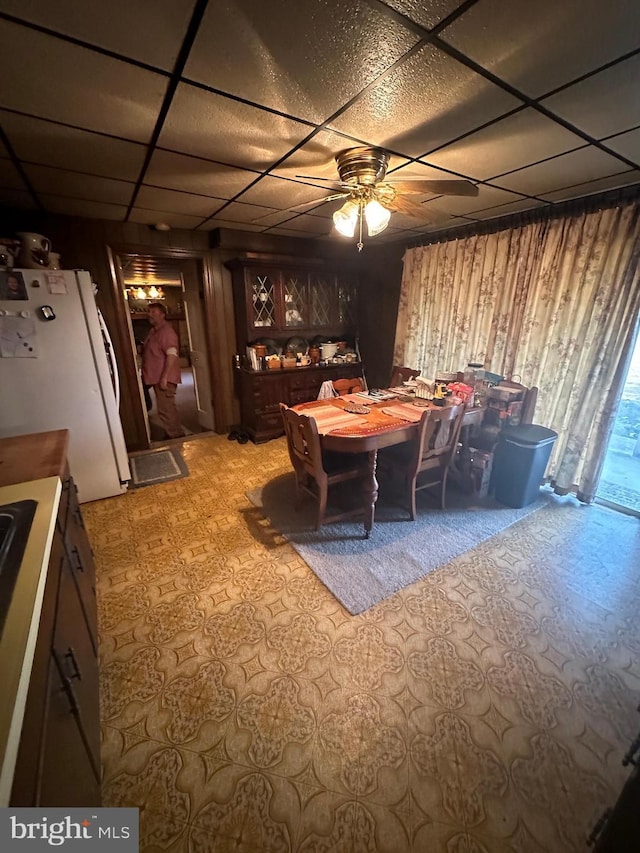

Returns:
129,447,189,488
247,474,552,614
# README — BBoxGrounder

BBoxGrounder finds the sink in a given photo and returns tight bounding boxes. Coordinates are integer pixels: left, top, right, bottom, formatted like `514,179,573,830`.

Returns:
0,500,37,636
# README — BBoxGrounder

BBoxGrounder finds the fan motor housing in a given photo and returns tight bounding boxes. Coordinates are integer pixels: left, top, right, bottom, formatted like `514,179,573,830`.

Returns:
335,146,389,186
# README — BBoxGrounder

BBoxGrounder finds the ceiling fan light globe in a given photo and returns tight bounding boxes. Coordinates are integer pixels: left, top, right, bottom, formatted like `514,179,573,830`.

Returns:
364,199,390,236
333,200,359,238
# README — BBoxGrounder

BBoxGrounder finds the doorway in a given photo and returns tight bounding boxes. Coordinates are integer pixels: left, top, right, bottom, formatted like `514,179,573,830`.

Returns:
597,331,640,514
116,252,215,445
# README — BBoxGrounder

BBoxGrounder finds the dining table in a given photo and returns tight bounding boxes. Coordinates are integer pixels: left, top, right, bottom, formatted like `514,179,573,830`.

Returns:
292,390,484,537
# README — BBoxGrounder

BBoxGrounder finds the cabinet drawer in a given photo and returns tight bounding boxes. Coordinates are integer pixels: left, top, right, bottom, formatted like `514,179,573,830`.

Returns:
53,555,100,776
256,411,284,431
38,657,101,807
289,391,315,406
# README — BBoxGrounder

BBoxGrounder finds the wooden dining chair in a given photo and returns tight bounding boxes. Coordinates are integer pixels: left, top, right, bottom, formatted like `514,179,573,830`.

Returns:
332,377,364,395
279,403,369,530
379,403,466,519
389,365,421,387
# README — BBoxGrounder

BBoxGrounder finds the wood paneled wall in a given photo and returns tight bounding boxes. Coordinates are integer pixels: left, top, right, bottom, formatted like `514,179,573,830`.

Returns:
0,209,406,447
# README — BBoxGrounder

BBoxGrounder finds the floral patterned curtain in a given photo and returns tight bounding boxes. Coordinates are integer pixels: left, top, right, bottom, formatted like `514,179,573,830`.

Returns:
394,203,640,501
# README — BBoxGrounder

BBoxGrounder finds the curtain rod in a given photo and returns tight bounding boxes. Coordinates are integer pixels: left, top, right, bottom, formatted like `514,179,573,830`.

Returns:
407,181,640,248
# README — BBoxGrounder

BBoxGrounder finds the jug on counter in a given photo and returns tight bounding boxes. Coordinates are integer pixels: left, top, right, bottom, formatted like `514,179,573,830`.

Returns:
17,232,51,268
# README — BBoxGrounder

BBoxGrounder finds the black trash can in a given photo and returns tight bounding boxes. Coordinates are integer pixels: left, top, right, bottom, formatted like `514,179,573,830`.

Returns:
492,424,558,508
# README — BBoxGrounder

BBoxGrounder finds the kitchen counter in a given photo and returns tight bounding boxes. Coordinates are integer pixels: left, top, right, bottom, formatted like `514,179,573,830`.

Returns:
0,429,69,488
0,476,61,806
0,430,69,805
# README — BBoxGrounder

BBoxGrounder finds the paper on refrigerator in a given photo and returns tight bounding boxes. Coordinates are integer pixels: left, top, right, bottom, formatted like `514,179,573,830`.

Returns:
0,315,38,357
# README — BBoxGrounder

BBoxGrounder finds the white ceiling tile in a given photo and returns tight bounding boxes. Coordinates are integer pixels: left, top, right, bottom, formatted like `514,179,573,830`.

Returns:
0,111,146,180
471,198,546,220
271,214,332,235
383,0,466,30
158,83,311,169
425,109,586,180
136,186,223,218
491,146,630,196
419,186,527,216
542,170,640,202
412,215,474,233
603,127,640,164
40,194,127,220
330,44,520,158
0,157,27,190
0,187,37,209
196,219,266,232
542,54,640,140
0,19,167,140
237,175,336,210
183,0,420,124
385,161,475,181
25,164,134,205
266,228,319,239
441,0,640,98
146,149,258,198
130,208,204,229
305,202,341,219
0,0,195,71
249,210,300,227
202,200,279,225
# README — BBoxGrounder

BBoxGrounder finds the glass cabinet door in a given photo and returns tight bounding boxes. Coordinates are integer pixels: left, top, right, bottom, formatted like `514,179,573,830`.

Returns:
310,273,333,327
250,272,277,328
283,273,307,328
337,279,357,326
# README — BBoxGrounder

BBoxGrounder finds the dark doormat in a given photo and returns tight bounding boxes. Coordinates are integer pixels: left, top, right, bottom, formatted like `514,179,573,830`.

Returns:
128,447,189,489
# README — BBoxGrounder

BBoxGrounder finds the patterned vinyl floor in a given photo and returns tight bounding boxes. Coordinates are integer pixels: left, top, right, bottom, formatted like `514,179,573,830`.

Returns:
82,434,640,853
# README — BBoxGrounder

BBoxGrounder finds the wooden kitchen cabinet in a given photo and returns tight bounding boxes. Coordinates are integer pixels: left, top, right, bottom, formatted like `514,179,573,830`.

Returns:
236,363,364,443
10,474,100,807
227,253,358,343
228,253,362,442
64,479,98,653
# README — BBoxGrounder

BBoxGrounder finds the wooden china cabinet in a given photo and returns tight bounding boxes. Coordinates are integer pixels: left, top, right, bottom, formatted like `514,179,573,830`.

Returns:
227,253,363,442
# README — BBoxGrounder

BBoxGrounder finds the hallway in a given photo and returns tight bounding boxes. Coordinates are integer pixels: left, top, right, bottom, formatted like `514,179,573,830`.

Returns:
149,367,205,439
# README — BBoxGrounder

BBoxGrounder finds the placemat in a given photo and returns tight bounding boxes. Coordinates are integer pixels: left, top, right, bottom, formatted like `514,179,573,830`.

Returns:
381,403,425,423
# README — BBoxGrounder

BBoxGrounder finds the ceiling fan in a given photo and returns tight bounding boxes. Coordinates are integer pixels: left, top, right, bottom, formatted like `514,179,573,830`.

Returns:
293,146,478,250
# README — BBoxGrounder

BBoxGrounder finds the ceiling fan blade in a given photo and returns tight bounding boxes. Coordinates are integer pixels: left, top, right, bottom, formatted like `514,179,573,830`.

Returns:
295,175,348,187
288,192,348,211
382,195,434,219
251,192,348,222
384,179,478,196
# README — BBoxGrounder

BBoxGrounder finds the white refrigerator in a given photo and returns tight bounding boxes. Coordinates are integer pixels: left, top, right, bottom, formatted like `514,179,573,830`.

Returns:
0,268,130,502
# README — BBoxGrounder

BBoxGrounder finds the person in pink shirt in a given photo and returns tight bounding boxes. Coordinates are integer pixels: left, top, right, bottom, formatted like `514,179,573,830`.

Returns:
141,302,184,438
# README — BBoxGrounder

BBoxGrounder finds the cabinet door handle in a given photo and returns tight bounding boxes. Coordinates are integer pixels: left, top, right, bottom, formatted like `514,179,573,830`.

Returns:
65,647,82,681
72,546,85,573
60,676,80,715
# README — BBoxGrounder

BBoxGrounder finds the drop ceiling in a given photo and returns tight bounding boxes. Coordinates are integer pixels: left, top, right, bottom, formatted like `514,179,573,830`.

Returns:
0,0,639,244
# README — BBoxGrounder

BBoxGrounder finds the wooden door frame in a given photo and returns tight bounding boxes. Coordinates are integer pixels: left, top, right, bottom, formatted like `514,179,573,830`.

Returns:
105,242,222,450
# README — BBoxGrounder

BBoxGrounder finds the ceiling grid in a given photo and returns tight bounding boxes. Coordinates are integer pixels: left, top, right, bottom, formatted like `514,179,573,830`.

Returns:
0,0,637,241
